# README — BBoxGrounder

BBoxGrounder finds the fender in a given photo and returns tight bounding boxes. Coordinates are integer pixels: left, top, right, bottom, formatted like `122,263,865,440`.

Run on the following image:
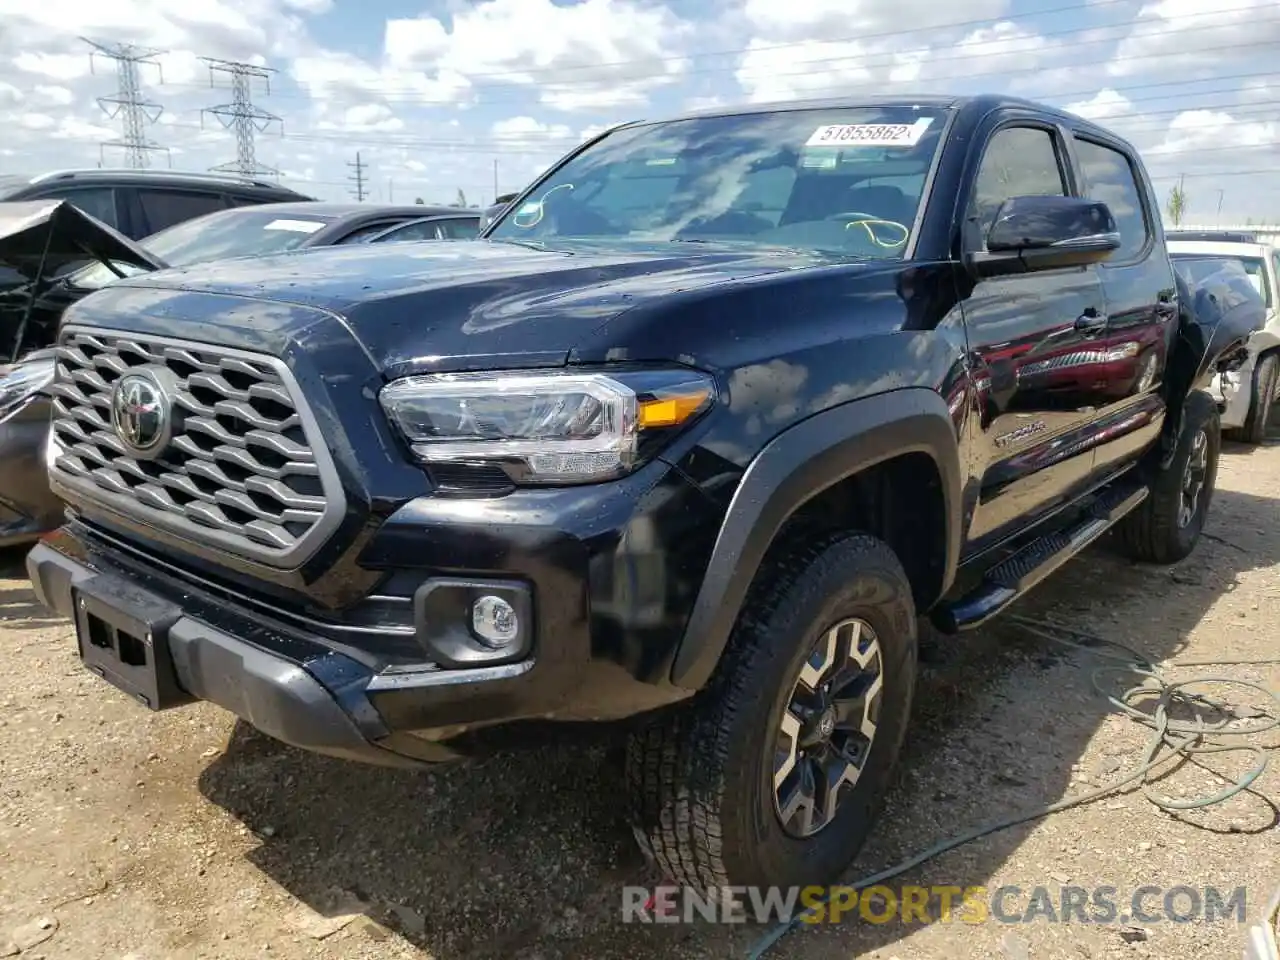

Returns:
1157,270,1264,468
669,387,964,691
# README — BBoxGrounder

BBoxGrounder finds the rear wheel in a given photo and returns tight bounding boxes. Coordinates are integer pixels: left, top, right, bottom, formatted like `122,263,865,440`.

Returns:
1226,352,1278,445
626,533,917,891
1115,389,1220,564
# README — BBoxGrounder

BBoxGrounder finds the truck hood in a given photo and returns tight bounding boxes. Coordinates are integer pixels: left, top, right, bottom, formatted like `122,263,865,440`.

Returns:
106,238,856,375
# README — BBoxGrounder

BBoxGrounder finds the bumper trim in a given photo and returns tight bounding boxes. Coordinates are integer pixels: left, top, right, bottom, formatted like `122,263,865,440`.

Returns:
366,659,534,691
27,541,429,770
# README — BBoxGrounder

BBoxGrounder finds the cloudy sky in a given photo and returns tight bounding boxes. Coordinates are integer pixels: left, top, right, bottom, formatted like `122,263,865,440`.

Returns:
0,0,1277,222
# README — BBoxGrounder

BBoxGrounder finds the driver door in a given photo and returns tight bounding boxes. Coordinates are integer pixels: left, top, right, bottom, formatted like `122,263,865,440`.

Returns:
958,119,1109,551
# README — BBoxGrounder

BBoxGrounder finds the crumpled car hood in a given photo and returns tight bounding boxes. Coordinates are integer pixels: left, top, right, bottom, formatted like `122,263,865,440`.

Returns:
0,200,166,360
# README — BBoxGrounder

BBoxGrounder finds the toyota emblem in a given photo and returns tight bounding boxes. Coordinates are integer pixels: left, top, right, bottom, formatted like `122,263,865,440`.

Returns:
111,373,169,456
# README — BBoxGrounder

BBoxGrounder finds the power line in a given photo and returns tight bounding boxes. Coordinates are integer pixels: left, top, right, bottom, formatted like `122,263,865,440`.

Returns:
152,93,1280,155
152,3,1274,107
200,58,283,180
347,152,368,201
81,37,169,169
159,0,1150,93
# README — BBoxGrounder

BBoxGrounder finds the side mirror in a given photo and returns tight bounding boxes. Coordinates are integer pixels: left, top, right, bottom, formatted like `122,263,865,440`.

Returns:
970,195,1121,278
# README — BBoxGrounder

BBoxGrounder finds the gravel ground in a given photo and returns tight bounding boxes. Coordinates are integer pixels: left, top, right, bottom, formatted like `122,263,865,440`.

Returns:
1,432,1277,960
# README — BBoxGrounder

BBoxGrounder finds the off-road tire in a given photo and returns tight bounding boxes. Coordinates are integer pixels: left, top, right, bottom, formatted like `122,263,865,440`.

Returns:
626,533,917,891
1115,389,1220,564
1225,352,1278,445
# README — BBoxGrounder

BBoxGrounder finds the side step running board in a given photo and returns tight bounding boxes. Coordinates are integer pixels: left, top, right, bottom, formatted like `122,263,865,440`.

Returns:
932,482,1149,633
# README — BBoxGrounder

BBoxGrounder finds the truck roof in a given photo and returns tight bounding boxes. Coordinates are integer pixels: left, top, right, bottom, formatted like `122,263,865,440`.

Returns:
652,93,1110,129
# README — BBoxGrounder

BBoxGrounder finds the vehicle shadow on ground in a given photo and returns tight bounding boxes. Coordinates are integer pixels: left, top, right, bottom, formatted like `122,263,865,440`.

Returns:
0,545,63,630
196,486,1280,960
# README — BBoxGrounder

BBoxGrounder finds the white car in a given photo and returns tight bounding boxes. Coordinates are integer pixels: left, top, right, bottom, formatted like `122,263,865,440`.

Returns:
1168,233,1280,443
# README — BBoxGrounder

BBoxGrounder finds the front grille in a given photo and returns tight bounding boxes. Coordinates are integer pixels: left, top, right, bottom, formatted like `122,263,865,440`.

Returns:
48,327,345,568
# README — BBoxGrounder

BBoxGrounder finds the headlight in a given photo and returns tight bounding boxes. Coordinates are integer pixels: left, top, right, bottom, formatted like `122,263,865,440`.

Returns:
379,367,715,484
0,355,56,421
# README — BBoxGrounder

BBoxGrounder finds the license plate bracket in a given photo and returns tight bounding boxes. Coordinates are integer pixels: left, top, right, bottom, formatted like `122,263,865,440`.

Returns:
73,574,196,711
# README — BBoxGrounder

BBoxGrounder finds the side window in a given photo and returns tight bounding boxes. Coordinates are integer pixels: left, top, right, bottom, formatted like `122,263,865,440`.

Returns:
969,126,1067,242
373,221,442,242
1073,138,1150,261
336,222,404,244
136,189,227,234
438,218,479,239
49,187,119,228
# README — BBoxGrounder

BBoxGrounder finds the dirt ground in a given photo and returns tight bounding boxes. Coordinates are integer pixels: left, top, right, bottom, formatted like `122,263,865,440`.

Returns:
1,432,1277,960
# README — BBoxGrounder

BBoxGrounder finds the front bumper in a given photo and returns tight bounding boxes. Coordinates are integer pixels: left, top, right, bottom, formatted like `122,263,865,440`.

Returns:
28,535,436,767
26,457,718,765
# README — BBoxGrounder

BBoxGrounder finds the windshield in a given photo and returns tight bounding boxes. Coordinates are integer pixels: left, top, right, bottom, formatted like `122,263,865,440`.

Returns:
71,208,334,289
486,105,949,259
1171,254,1271,309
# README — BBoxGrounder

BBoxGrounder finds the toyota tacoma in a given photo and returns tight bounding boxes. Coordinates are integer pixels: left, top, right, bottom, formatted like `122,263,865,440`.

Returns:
26,94,1259,892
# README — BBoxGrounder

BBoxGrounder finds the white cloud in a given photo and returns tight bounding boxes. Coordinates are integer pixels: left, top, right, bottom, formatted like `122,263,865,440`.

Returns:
32,85,75,107
326,102,405,133
1150,109,1280,157
1064,88,1135,123
381,0,694,112
735,39,873,103
18,113,57,131
290,49,468,108
11,53,89,83
0,0,1275,220
491,116,575,143
683,94,726,112
578,121,626,142
741,0,1009,42
733,2,1059,103
1107,0,1279,78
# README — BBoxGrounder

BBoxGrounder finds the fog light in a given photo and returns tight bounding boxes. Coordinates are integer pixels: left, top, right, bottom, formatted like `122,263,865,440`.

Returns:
414,578,533,668
471,595,519,648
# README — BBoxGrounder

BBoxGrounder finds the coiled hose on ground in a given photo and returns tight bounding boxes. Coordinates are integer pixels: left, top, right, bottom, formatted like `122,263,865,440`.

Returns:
746,613,1280,959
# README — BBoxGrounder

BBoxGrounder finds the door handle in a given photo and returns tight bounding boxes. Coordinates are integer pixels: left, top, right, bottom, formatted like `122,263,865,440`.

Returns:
1074,310,1108,335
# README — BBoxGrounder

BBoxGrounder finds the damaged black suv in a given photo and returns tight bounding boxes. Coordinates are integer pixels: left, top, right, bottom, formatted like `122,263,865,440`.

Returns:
27,95,1256,892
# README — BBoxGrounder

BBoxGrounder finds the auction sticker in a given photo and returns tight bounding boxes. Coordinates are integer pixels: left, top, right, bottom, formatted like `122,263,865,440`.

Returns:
805,117,934,148
264,218,326,233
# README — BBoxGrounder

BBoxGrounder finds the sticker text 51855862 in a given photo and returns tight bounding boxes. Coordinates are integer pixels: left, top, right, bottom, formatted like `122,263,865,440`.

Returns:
805,117,935,149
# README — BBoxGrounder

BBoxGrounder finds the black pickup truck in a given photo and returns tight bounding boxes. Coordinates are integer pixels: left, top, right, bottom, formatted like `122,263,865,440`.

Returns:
26,94,1257,893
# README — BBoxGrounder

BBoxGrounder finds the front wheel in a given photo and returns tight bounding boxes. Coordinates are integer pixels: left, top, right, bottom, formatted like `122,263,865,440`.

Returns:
626,533,917,891
1114,389,1221,564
